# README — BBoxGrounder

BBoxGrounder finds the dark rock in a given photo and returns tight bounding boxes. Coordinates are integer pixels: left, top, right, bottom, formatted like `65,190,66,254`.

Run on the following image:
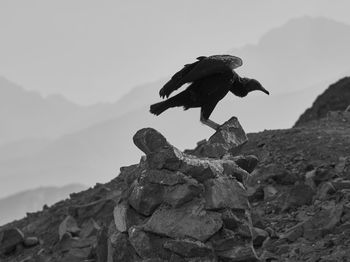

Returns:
143,199,222,242
60,246,92,261
164,238,213,257
255,163,299,185
335,156,350,176
68,199,115,224
56,233,96,252
282,184,315,211
119,164,145,186
190,117,248,158
96,226,108,262
230,155,259,173
217,244,258,262
23,237,40,248
0,228,24,255
114,201,146,232
252,227,268,247
164,177,203,208
221,209,240,230
58,216,81,240
303,202,343,240
203,177,249,210
208,228,245,252
80,218,101,238
128,226,171,260
315,182,336,200
144,170,187,186
332,179,350,190
108,232,140,262
280,223,304,242
313,166,337,185
133,128,169,155
128,180,164,216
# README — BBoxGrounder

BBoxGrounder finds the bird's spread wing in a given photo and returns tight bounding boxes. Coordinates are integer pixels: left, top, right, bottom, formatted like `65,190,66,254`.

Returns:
159,55,242,98
159,58,202,98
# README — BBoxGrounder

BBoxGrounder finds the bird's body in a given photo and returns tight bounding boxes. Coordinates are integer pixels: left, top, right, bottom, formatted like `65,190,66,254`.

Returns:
150,55,269,130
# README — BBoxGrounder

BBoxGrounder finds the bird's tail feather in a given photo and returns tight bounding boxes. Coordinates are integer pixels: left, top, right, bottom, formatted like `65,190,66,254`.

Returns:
150,101,170,116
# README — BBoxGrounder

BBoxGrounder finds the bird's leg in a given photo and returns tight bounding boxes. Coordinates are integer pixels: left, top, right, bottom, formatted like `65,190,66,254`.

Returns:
200,112,220,131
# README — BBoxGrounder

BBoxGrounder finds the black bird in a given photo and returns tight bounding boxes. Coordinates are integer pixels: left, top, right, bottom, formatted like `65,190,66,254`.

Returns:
150,55,269,130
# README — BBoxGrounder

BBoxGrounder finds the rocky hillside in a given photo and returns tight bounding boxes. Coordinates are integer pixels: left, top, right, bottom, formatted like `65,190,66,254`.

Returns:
1,111,350,261
0,184,87,226
294,77,350,127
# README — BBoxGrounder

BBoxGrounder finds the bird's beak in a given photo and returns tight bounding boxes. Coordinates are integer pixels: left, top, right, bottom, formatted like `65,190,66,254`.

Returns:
259,86,270,95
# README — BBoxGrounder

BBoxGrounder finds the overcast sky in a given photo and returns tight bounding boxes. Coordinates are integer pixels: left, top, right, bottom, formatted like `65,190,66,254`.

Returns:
1,0,350,104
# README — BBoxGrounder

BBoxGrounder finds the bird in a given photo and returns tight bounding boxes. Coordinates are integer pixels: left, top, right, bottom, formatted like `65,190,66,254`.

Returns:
150,55,269,130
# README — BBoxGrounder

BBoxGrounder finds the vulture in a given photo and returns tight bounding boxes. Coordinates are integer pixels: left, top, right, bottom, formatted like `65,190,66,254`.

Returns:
150,55,269,130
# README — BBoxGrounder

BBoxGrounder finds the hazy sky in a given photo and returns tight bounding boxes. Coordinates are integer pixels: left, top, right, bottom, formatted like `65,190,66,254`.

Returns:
1,0,350,104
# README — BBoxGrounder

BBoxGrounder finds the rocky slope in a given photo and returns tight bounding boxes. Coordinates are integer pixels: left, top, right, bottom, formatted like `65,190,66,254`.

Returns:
0,184,87,226
294,77,350,127
1,111,350,261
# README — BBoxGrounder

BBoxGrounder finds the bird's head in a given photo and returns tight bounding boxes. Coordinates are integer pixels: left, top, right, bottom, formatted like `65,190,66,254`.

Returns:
245,79,269,95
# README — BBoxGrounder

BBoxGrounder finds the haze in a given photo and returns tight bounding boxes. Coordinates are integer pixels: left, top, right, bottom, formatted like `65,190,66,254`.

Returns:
1,1,350,223
0,0,350,104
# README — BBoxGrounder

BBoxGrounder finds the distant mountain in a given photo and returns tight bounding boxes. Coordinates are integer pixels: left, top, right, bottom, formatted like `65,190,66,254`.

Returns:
0,184,86,226
294,77,350,127
0,76,162,146
230,16,350,95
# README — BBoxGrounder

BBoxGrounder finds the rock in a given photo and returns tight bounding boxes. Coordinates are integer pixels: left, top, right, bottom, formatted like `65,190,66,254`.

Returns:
230,155,259,174
313,166,337,185
128,226,171,260
56,233,96,252
68,199,115,224
80,218,101,238
96,226,108,262
315,182,336,200
119,164,145,186
252,227,268,247
255,163,299,185
164,177,203,207
0,228,24,255
208,228,246,252
280,223,304,242
263,185,278,200
190,117,248,158
114,202,146,232
281,184,315,211
180,157,248,183
221,209,240,230
335,156,350,176
108,232,140,262
23,237,39,247
217,244,258,262
60,246,93,261
164,239,213,258
128,180,164,216
133,128,170,155
303,202,343,240
332,179,350,190
143,199,222,242
203,177,249,210
58,216,81,240
143,170,187,186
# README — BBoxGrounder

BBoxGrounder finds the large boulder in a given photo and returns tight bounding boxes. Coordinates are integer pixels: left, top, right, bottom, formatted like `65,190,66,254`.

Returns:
203,177,249,210
0,228,24,255
186,117,248,158
143,199,222,242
